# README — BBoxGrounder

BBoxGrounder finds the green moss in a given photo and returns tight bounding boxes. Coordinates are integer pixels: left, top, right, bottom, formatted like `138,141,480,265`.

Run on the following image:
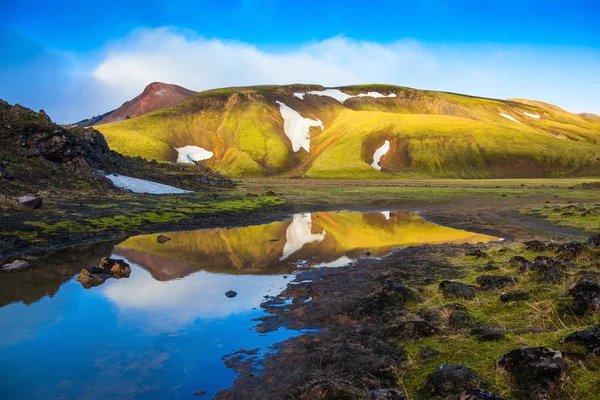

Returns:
523,203,600,231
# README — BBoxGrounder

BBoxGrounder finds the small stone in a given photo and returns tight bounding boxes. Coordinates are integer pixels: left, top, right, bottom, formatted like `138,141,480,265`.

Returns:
225,290,238,298
476,275,517,290
471,328,506,341
18,194,43,209
439,281,477,300
500,290,530,303
424,364,481,395
1,260,32,272
76,267,112,289
364,389,407,400
157,235,171,244
193,390,207,396
448,311,475,329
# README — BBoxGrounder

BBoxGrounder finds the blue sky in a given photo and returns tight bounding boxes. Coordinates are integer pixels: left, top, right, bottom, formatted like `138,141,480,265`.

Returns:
1,0,599,122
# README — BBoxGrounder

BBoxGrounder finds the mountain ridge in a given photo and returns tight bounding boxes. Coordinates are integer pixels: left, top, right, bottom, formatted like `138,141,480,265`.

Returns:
93,84,600,179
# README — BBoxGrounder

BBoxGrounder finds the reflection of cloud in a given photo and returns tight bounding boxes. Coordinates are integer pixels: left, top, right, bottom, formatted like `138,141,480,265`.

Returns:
102,259,291,332
281,213,326,260
313,256,353,268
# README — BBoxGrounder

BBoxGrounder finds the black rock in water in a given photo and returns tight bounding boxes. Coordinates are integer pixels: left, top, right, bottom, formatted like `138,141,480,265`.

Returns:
225,290,238,298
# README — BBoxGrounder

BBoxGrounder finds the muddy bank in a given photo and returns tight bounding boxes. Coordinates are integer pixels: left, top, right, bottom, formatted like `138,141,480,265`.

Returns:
216,233,600,399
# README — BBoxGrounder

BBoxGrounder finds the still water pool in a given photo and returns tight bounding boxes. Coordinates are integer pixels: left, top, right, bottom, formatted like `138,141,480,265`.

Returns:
0,211,497,399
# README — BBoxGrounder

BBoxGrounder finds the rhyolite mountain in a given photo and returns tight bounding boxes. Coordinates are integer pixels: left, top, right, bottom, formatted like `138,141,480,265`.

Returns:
93,84,600,179
0,99,231,196
75,82,196,127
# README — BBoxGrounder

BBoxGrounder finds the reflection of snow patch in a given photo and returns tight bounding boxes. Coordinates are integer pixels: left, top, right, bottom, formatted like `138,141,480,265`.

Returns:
175,145,214,163
371,140,390,171
106,174,191,194
281,213,326,260
276,101,324,152
499,113,522,124
381,211,391,220
293,89,397,103
523,112,541,119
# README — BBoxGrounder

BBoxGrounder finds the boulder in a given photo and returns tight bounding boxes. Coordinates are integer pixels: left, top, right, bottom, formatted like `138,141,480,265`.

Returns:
516,259,533,274
466,249,488,258
496,347,565,399
225,290,238,298
1,259,32,272
424,364,481,395
509,256,528,265
18,195,43,209
447,388,506,400
524,240,549,252
554,241,587,260
476,275,516,290
76,267,113,288
563,327,600,353
448,311,475,329
567,280,600,315
585,234,600,249
500,290,530,303
98,258,131,278
531,256,567,283
471,328,506,341
439,281,476,299
396,320,438,340
364,389,407,400
157,234,171,244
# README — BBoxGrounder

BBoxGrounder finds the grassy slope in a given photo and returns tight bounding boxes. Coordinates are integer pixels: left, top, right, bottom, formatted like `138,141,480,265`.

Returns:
95,85,600,178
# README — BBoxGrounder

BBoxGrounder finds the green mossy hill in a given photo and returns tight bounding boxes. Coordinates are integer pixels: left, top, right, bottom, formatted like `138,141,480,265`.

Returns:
95,84,600,178
0,100,232,196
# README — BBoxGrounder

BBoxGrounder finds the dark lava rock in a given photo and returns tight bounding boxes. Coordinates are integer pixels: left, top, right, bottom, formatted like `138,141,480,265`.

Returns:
466,249,489,258
264,190,277,196
225,290,238,298
447,303,467,311
516,259,533,274
531,256,567,283
554,241,587,260
419,346,441,359
396,320,438,340
447,388,506,400
586,234,600,249
157,234,171,244
0,159,13,180
76,267,113,288
471,328,506,341
500,290,531,303
567,280,600,315
1,259,32,272
383,281,415,300
98,257,131,278
18,194,43,209
563,327,600,353
524,240,549,252
364,388,407,400
358,284,414,315
509,255,529,265
496,347,565,399
449,311,475,329
476,275,516,290
482,263,500,271
424,364,481,395
299,380,363,399
439,281,476,299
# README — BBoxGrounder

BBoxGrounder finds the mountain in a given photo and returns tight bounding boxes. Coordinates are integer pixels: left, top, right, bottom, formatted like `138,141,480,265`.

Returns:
94,84,600,179
75,82,196,127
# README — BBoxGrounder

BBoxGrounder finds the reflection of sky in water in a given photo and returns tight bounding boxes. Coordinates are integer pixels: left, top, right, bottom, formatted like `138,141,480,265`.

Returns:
0,258,299,399
0,211,499,399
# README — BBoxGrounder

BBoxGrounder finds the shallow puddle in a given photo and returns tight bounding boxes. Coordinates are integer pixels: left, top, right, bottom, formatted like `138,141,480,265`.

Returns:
0,211,497,399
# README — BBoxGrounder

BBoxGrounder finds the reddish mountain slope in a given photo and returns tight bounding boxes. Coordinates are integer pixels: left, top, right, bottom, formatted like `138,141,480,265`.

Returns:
76,82,196,127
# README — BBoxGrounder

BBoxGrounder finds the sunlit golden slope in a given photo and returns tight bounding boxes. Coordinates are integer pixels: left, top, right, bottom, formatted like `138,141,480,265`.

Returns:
95,84,600,178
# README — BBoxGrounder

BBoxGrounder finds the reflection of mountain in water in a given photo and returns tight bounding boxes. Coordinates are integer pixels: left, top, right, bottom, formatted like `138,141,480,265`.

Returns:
115,211,498,279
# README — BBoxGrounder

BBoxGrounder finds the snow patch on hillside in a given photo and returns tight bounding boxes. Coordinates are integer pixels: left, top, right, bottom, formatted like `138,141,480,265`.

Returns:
371,140,390,171
175,145,214,163
499,113,522,124
281,213,326,260
381,211,391,220
276,101,324,152
293,89,397,103
523,112,541,119
106,174,191,194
